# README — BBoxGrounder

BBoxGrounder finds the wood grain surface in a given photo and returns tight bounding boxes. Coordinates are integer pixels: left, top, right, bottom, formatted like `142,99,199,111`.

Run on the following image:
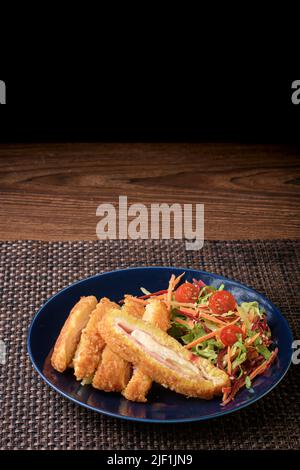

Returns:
0,143,299,240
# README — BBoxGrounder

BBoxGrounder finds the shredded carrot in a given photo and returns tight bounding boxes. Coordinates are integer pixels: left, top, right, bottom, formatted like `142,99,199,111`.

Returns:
173,272,185,289
198,311,227,326
166,272,186,312
177,307,198,315
170,301,199,309
222,348,278,406
184,330,217,349
177,308,227,326
177,309,203,323
227,346,232,375
138,289,168,299
249,364,264,381
249,348,278,380
175,317,193,328
222,386,231,403
166,274,176,312
241,323,246,337
246,332,260,346
169,300,210,310
222,380,245,406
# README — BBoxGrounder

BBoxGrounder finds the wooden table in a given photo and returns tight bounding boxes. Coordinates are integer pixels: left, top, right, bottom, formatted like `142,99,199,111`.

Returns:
0,143,299,240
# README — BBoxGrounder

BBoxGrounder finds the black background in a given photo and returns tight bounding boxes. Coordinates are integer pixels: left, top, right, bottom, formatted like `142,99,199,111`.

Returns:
0,76,299,143
1,450,299,467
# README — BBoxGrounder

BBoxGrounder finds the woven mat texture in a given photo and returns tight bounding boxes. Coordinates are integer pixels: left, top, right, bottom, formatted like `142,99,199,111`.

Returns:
0,240,299,450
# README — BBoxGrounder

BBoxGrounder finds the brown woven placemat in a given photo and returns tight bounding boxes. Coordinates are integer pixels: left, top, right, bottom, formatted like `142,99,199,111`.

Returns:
0,240,299,450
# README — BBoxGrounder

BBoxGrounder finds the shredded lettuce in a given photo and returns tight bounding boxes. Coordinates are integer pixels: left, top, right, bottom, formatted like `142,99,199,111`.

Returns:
245,376,252,389
197,283,225,305
194,344,218,361
197,287,214,304
181,325,206,345
233,340,246,353
240,301,263,322
256,344,272,360
203,319,221,331
167,323,186,340
140,287,151,295
206,338,224,349
237,304,251,330
254,336,262,347
232,351,247,370
220,310,236,317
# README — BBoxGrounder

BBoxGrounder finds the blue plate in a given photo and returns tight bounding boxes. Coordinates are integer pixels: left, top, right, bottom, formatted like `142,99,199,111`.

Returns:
27,267,293,423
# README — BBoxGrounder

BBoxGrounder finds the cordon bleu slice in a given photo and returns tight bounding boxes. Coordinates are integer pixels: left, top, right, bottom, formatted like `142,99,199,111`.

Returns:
92,295,145,392
99,309,230,399
122,298,170,402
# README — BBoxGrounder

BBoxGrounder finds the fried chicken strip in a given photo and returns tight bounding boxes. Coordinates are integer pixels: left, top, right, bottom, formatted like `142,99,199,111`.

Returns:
99,310,230,399
123,299,170,402
73,298,119,383
51,296,97,372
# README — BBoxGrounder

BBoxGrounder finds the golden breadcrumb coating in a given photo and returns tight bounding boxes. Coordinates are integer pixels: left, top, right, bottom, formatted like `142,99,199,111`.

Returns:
92,346,132,392
123,299,170,402
51,296,97,373
122,295,145,318
99,309,229,399
122,368,153,402
142,298,170,331
73,298,119,382
91,294,144,392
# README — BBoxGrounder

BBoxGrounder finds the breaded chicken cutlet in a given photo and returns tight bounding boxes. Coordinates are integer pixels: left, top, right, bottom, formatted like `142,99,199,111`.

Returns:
122,298,170,402
51,296,97,373
92,346,132,392
90,304,132,392
73,298,119,383
92,295,145,392
99,309,230,399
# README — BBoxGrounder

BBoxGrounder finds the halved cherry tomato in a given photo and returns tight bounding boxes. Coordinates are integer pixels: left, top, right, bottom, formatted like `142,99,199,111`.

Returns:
220,324,243,346
174,282,200,303
208,290,236,315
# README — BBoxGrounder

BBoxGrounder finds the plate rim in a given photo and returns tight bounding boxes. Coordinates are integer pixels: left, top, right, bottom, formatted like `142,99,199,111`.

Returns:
27,266,293,423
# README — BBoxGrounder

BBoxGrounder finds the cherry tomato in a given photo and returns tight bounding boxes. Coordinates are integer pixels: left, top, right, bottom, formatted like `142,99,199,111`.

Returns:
174,282,200,303
208,290,236,314
220,324,243,346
